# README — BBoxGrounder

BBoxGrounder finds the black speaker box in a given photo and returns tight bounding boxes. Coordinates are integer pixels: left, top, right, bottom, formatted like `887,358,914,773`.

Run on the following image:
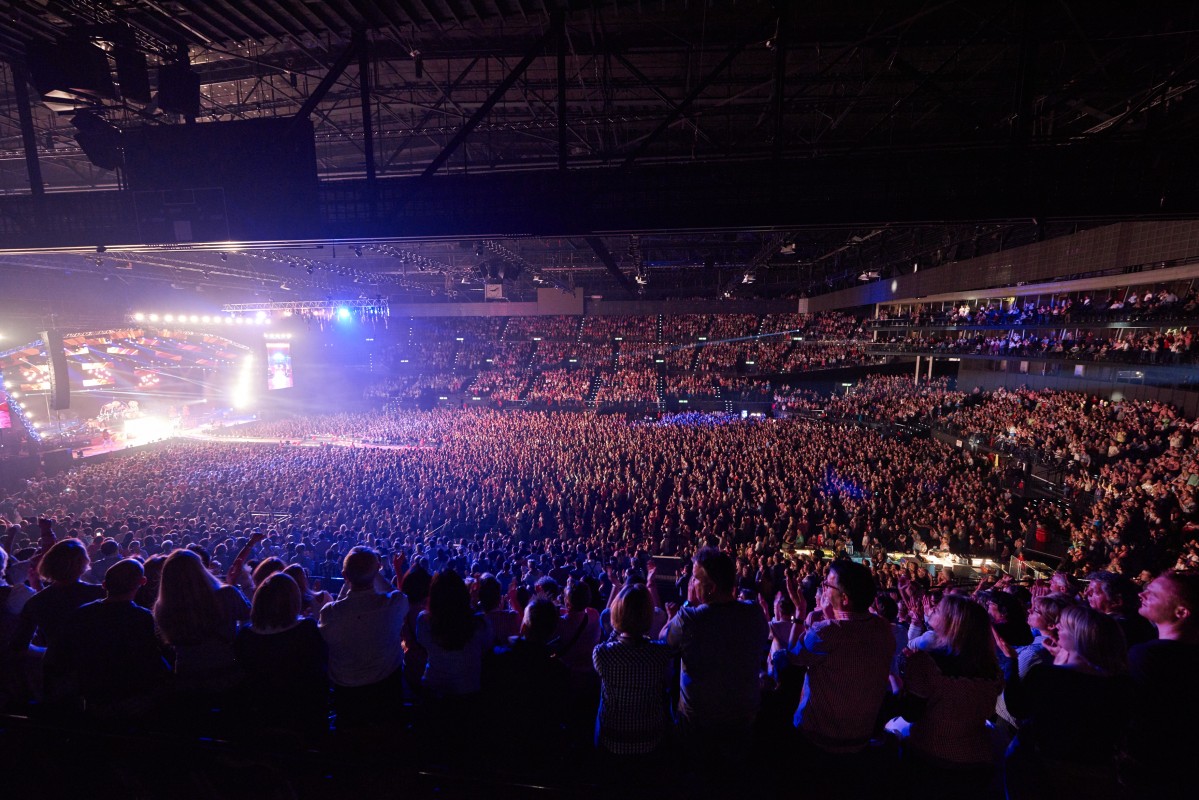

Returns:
39,329,70,410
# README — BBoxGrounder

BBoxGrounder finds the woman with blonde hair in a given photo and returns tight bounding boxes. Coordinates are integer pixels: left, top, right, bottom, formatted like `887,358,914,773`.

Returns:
234,572,327,736
592,583,673,758
996,591,1077,730
900,594,1004,798
154,548,249,693
1001,604,1132,800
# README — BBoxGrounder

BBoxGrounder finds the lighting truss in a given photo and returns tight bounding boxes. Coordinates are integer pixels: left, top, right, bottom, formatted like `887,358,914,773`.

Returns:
220,299,389,315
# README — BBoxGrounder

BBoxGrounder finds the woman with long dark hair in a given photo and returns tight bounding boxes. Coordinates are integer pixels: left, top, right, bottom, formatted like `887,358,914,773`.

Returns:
415,569,490,698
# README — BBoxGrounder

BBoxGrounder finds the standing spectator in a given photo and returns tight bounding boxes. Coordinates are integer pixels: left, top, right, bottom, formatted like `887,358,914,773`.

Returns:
1001,605,1131,800
154,548,249,695
56,559,169,718
484,597,569,770
415,569,490,762
664,548,769,773
11,539,105,702
414,569,490,698
899,595,1003,798
235,572,328,738
593,583,673,759
781,559,895,794
1125,570,1199,798
318,547,408,727
1084,571,1157,646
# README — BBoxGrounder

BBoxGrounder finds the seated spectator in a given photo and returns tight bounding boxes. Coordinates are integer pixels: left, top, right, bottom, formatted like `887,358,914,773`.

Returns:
234,572,328,738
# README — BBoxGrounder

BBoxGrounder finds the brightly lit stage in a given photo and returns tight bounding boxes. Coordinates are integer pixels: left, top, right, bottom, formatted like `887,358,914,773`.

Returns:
0,327,270,458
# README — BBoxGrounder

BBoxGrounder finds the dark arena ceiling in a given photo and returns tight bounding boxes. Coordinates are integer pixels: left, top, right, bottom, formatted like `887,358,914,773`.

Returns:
1,1,1199,326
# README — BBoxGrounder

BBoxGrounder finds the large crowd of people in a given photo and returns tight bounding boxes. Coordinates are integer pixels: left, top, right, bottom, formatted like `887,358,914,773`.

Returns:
4,371,1199,795
873,329,1198,364
364,312,881,408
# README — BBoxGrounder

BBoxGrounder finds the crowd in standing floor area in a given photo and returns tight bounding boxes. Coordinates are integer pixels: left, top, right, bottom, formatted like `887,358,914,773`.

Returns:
1,400,1199,797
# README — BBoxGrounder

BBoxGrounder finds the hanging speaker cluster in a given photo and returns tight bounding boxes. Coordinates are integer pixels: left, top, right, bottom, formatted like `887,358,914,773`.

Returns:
38,330,70,411
24,27,200,119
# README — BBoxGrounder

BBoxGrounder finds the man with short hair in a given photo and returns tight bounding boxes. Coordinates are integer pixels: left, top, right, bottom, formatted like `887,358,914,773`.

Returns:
1126,570,1199,797
56,559,169,716
318,546,409,726
664,547,769,754
782,560,894,760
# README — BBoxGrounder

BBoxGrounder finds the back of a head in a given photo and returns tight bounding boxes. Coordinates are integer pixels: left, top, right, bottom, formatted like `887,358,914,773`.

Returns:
522,597,560,644
100,539,120,557
428,569,475,650
1059,604,1129,676
873,593,899,623
610,583,653,638
830,559,876,613
39,538,90,584
693,547,736,596
565,578,592,613
251,572,302,629
477,574,502,612
402,563,432,604
283,563,310,594
342,547,380,590
252,556,286,587
104,558,145,597
155,549,221,645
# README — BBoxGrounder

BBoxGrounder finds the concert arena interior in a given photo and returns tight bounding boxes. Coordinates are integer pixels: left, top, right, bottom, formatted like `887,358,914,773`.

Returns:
3,3,1199,799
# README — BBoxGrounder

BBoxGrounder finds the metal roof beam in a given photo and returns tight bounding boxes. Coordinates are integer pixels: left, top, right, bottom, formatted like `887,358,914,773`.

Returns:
418,25,555,180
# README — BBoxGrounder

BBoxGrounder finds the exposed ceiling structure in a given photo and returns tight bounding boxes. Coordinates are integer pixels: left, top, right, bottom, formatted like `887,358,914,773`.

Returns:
0,1,1197,318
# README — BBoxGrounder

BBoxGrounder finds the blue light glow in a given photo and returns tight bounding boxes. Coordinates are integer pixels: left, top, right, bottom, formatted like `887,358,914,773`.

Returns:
337,307,352,321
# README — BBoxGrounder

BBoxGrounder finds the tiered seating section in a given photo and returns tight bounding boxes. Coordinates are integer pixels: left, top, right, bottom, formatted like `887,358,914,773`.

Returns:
364,312,878,410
